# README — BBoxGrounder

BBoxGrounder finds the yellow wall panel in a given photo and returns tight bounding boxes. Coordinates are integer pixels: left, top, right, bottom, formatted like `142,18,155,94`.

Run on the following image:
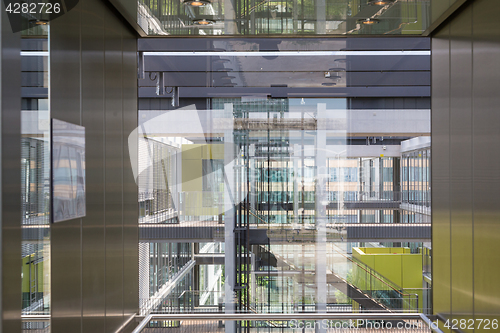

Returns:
353,247,422,290
402,255,423,289
374,255,403,287
182,159,202,191
182,144,203,160
201,145,211,159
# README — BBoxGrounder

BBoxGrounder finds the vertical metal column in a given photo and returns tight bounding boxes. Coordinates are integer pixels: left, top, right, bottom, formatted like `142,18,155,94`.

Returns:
138,243,150,314
315,0,326,34
293,144,300,228
223,103,237,333
224,0,237,34
315,104,327,327
393,157,401,223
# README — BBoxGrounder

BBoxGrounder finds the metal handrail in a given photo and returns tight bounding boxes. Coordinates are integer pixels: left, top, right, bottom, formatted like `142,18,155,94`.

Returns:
21,312,445,333
132,313,444,333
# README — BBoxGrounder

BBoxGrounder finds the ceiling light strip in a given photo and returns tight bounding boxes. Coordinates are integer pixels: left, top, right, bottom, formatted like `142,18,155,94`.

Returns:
21,51,49,56
144,51,430,57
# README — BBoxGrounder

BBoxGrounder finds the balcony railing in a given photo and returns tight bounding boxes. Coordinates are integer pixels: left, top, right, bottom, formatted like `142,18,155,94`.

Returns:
132,313,444,333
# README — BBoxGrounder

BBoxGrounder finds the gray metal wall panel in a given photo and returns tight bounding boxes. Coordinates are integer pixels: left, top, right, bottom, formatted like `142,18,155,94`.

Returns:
431,27,451,317
1,8,22,333
138,37,431,52
122,23,139,325
50,1,138,332
104,9,125,332
81,0,106,332
50,4,83,333
449,9,473,317
143,55,430,72
50,5,81,126
51,221,83,332
471,0,500,319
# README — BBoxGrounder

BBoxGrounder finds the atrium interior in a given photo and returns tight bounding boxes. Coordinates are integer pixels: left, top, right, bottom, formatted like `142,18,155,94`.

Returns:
1,0,499,333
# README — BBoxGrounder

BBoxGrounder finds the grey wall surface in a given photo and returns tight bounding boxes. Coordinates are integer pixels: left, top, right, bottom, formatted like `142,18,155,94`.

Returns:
0,9,22,333
50,1,138,332
432,0,500,323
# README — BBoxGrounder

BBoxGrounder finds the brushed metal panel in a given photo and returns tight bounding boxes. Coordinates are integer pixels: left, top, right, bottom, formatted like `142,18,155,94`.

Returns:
50,4,81,126
472,0,500,319
449,8,473,319
50,5,83,333
81,0,106,332
431,27,451,317
1,9,22,333
144,55,430,72
51,221,82,333
105,9,125,332
122,27,139,320
48,1,138,332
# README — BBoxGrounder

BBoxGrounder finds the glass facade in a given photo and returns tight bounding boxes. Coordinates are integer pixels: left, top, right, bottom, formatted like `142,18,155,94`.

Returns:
135,38,432,326
400,137,431,223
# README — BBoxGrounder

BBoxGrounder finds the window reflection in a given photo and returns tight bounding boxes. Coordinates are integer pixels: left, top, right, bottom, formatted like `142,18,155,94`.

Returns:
21,25,50,319
136,0,431,36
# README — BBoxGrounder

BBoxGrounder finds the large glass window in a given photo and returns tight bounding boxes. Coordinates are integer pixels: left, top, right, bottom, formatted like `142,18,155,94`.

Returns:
136,39,432,322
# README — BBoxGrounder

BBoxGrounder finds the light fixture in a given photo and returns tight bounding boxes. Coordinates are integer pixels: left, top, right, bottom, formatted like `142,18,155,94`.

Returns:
324,71,341,79
30,19,49,25
357,18,380,25
183,0,210,6
368,0,395,5
193,18,215,25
